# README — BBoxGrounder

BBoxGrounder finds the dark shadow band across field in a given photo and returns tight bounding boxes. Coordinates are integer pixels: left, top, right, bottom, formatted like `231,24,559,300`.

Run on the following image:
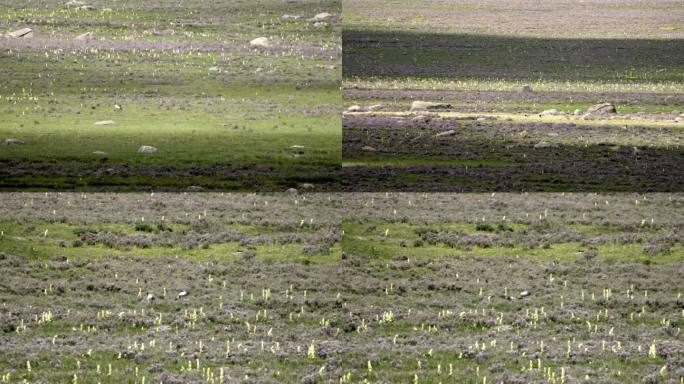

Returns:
343,29,684,83
341,143,684,192
0,160,342,191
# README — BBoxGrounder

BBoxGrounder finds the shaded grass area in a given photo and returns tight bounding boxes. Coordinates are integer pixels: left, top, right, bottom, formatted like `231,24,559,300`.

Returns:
343,30,684,84
341,115,684,191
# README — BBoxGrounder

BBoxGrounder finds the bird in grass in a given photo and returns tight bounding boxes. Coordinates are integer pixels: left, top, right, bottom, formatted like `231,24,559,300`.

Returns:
114,104,122,112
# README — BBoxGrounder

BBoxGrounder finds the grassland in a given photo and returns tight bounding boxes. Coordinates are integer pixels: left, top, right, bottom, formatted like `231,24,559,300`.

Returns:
0,0,341,190
0,192,682,382
342,0,684,191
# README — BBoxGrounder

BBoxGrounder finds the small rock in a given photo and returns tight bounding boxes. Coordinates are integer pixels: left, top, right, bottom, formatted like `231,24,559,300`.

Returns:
137,145,158,154
520,84,533,92
300,183,315,190
435,130,456,137
313,22,328,28
410,101,451,111
249,37,271,48
411,115,431,123
573,109,582,115
308,12,332,22
187,185,203,191
286,188,298,195
282,14,301,20
114,104,122,111
5,138,24,145
346,105,362,112
534,141,552,149
94,120,115,126
539,109,558,117
152,29,174,36
361,145,377,152
586,102,617,115
6,28,33,38
65,0,86,7
208,66,220,73
74,32,92,41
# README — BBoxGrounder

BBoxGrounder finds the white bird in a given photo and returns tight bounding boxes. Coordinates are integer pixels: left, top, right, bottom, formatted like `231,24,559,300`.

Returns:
114,104,122,111
177,290,188,299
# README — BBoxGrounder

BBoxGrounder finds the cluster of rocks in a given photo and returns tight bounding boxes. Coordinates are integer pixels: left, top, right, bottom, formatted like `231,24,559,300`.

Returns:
538,103,618,119
251,13,336,47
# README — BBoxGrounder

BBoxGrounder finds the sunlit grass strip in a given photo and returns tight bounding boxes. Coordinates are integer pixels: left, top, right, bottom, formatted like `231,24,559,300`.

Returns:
343,77,684,94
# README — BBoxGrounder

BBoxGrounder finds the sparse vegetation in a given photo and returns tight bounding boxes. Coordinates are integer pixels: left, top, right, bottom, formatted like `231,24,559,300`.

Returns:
0,192,682,382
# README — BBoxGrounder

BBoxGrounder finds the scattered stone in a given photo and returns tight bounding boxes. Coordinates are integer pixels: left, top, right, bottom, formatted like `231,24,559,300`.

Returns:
539,109,558,117
313,22,328,28
286,188,298,195
74,32,92,41
208,66,220,73
435,130,456,137
137,145,158,154
361,145,377,152
586,102,617,115
308,12,332,22
300,183,315,190
187,186,203,191
520,291,530,297
346,105,362,112
94,120,115,126
367,104,383,111
6,28,33,39
410,101,451,111
5,138,24,145
249,37,271,48
573,109,582,115
281,14,301,21
520,84,533,92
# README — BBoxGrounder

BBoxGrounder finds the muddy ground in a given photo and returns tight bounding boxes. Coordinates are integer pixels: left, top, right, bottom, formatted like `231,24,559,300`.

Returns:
0,193,682,383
